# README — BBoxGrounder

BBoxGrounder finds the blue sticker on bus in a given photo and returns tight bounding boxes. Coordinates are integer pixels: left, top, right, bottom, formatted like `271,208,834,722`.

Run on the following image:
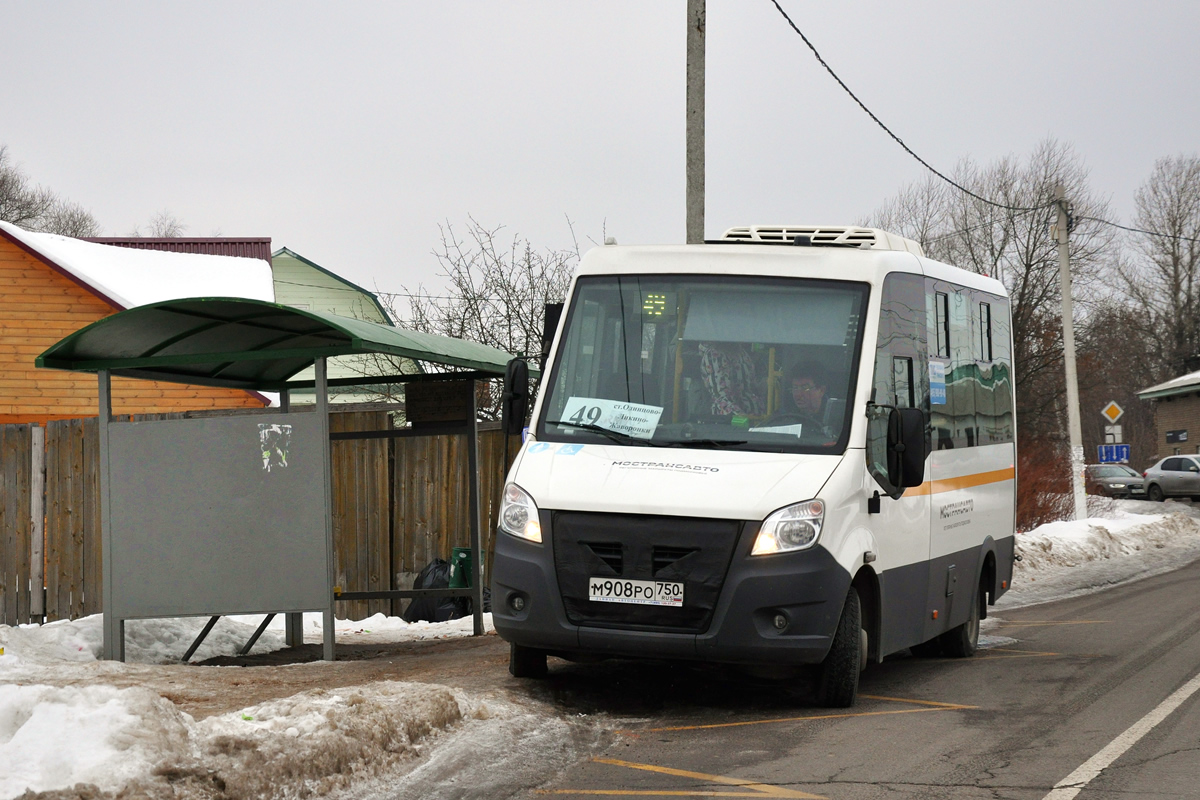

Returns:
929,361,947,405
528,442,553,454
558,444,583,455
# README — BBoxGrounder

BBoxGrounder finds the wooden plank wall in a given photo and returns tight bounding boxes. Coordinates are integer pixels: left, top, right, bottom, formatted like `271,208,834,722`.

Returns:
1,412,521,623
44,418,101,621
389,428,520,607
330,410,392,621
0,424,32,625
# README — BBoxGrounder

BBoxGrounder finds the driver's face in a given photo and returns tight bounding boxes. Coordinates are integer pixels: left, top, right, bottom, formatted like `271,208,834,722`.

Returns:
790,378,825,414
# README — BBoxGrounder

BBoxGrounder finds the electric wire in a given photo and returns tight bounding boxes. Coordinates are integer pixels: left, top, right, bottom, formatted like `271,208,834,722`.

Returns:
1075,215,1200,245
765,0,1053,214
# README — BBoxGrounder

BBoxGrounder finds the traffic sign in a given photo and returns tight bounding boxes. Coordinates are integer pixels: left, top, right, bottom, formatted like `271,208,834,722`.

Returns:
1097,444,1131,463
1101,401,1124,423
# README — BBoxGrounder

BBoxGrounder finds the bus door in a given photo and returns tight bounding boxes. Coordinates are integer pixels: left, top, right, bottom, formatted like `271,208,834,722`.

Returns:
866,272,932,656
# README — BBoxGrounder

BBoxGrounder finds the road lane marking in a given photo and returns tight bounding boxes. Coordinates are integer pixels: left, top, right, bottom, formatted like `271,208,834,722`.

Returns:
857,694,972,708
537,758,826,798
996,620,1109,630
976,648,1064,660
628,695,975,733
1041,670,1200,799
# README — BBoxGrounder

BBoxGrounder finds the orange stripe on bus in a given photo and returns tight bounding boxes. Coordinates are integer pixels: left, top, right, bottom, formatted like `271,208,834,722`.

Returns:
905,467,1015,496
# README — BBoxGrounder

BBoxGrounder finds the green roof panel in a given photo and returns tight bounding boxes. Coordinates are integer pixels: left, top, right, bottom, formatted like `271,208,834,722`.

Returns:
36,297,520,389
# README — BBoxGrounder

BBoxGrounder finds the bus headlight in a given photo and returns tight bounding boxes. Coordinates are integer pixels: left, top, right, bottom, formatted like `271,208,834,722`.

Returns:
751,500,824,555
499,483,542,543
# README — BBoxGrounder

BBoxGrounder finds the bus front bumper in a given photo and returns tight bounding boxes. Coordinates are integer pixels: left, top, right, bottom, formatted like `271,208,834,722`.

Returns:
490,525,852,666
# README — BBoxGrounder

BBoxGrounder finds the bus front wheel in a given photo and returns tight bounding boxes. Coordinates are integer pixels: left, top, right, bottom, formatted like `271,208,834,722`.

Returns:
509,643,548,678
815,587,862,708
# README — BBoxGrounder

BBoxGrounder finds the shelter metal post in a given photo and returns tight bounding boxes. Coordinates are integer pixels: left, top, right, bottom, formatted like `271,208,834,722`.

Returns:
468,381,484,636
317,358,336,661
280,387,304,648
98,371,124,661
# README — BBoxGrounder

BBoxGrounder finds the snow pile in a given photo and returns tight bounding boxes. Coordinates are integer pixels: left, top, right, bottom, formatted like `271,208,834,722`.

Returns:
1016,510,1200,572
0,683,190,797
0,612,494,666
0,680,498,799
1000,501,1200,609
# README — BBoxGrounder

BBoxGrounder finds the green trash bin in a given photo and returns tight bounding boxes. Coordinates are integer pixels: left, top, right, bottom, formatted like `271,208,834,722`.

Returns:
448,547,472,589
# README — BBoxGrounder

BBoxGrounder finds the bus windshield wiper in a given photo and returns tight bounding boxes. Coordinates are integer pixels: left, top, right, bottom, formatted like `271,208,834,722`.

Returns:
665,438,748,449
546,420,667,447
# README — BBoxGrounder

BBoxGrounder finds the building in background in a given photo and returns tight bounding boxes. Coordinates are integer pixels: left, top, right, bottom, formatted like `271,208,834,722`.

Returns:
1138,369,1200,460
0,222,274,424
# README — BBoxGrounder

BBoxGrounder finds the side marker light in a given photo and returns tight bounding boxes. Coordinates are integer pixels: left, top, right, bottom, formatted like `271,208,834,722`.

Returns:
932,610,939,620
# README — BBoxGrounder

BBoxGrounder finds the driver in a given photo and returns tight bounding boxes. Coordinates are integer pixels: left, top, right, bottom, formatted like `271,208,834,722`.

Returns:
770,359,830,427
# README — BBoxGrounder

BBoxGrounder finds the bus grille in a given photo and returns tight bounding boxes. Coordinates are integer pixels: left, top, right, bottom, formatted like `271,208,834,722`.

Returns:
552,511,742,633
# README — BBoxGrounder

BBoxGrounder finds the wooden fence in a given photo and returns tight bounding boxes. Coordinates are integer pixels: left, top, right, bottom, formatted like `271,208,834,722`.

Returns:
0,408,519,625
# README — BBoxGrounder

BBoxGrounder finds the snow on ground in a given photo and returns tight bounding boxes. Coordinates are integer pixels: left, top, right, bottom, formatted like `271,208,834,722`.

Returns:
4,498,1200,799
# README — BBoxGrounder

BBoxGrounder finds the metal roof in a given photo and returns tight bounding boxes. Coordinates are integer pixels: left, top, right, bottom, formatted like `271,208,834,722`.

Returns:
36,297,519,390
82,237,274,265
1137,369,1200,401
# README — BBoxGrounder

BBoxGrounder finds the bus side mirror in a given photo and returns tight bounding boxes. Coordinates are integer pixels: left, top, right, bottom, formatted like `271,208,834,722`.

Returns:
502,358,530,436
887,407,926,489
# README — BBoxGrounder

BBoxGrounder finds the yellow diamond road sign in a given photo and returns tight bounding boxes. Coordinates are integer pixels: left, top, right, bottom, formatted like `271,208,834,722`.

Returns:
1102,401,1124,423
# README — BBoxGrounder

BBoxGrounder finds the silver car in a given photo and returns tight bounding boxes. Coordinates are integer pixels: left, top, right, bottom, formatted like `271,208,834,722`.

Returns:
1142,455,1200,501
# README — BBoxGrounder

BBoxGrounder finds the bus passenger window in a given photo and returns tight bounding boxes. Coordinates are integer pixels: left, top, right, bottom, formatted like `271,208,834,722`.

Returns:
979,302,993,361
935,293,950,358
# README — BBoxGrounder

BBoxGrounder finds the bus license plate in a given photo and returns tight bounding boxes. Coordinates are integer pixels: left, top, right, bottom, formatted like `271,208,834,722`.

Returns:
588,577,684,607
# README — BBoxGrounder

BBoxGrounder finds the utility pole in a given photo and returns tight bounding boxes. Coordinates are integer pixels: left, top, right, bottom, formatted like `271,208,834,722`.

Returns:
1056,184,1087,520
686,0,705,244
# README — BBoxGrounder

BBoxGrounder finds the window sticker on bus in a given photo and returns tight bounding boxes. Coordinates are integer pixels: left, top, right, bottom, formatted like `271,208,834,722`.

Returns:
929,361,947,405
747,423,805,436
560,397,664,439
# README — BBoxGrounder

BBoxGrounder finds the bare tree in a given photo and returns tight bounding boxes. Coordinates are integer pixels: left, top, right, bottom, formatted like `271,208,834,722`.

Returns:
0,145,102,236
376,217,580,418
40,198,102,237
130,210,188,238
1118,154,1200,378
863,139,1117,441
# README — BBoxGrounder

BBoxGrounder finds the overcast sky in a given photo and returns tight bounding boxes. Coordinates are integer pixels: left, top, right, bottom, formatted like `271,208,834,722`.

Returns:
3,1,1197,301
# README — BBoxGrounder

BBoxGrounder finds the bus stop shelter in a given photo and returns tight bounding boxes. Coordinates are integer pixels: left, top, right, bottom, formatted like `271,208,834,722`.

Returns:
36,297,520,662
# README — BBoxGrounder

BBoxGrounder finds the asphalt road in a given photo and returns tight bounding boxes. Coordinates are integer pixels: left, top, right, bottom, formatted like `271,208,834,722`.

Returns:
517,557,1200,799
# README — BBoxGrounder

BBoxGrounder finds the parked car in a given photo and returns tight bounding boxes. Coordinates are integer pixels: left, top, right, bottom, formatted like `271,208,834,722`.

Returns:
1084,464,1147,498
1141,455,1200,501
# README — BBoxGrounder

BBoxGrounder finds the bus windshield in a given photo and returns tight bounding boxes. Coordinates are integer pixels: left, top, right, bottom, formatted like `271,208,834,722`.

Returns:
538,274,870,452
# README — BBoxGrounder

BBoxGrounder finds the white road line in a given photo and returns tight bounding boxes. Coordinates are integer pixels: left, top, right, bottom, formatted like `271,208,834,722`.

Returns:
1042,671,1200,799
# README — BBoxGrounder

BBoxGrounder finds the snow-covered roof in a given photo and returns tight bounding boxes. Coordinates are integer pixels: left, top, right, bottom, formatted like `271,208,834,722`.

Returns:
1138,369,1200,400
0,221,274,309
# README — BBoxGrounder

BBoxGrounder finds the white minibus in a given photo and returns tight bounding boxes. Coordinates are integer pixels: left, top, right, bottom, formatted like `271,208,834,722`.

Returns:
491,226,1016,707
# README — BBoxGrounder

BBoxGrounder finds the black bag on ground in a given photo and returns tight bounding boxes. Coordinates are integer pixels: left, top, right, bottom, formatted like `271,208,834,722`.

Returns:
403,558,468,623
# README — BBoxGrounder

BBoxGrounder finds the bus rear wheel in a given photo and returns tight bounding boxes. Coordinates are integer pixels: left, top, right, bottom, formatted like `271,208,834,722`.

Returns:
940,577,983,658
815,587,862,708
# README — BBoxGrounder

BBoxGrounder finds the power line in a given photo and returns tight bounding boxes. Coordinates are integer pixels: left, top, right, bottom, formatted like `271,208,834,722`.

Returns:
765,0,1053,214
1075,215,1200,245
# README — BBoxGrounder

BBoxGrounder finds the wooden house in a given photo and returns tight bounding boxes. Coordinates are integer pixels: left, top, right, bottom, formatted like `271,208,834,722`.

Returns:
0,221,275,424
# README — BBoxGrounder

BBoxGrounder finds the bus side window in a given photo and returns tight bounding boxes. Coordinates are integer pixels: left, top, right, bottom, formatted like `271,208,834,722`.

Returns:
869,273,927,493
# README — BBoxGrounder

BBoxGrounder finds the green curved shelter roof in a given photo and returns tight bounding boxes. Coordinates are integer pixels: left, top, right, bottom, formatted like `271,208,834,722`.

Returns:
36,297,519,390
